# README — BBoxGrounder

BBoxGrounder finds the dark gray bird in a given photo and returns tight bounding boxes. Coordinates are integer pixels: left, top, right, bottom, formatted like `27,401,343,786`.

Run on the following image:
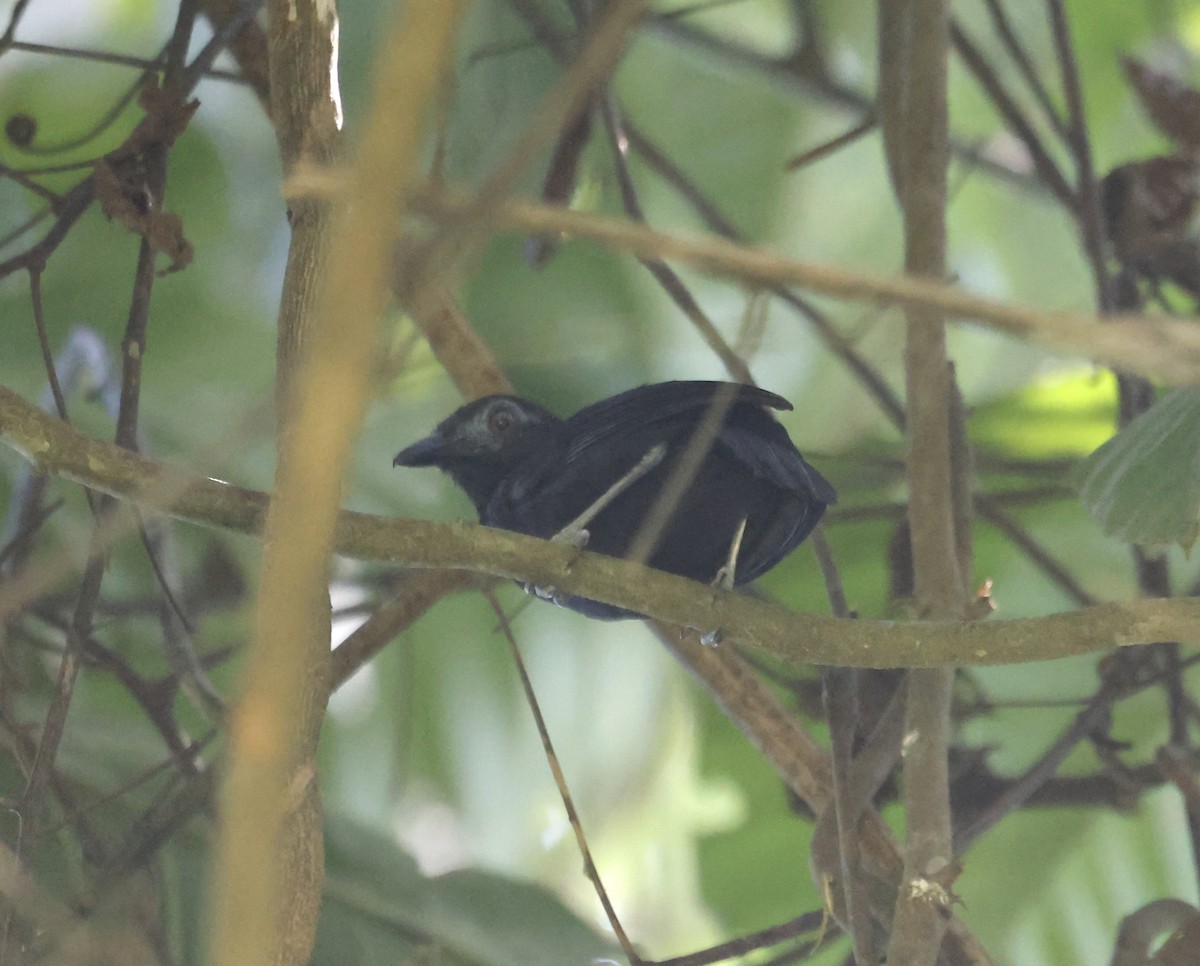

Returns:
393,381,836,620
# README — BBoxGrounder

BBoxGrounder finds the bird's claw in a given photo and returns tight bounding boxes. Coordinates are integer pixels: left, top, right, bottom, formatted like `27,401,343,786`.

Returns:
711,565,736,593
523,582,570,607
711,517,748,594
528,526,588,603
699,519,742,642
552,526,590,551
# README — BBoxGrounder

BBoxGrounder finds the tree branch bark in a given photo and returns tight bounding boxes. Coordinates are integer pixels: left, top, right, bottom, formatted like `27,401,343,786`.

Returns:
879,0,961,958
2,384,1196,672
286,177,1200,381
395,188,1200,384
207,4,467,966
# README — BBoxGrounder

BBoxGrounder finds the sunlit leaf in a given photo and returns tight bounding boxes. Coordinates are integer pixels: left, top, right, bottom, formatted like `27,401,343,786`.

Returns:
1074,386,1200,549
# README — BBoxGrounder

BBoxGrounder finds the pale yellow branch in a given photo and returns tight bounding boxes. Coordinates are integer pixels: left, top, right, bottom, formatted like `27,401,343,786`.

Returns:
317,168,1200,386
209,5,468,966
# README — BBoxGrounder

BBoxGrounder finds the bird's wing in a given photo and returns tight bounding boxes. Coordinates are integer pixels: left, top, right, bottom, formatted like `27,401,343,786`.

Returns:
564,381,836,504
718,420,838,504
562,381,790,460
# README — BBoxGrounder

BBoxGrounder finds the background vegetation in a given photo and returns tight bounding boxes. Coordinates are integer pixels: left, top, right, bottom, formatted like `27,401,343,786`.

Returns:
1,0,1199,964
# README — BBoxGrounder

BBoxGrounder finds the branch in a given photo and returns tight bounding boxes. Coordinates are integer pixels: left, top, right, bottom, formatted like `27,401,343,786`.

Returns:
882,0,959,958
3,384,1198,669
287,176,1200,383
209,4,466,966
208,0,346,959
411,188,1200,383
200,0,270,116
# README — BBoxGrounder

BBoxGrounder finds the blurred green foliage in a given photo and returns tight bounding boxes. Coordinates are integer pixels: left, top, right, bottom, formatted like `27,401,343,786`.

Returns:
2,1,1200,964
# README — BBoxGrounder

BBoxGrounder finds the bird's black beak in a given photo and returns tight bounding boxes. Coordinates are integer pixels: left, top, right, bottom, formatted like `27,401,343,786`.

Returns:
393,432,446,468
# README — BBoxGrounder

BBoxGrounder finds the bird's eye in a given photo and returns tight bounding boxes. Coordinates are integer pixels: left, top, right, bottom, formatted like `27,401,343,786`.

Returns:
488,407,516,436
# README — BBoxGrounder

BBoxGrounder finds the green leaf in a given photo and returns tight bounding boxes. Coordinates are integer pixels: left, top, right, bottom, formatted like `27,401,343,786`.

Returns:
1074,387,1200,549
316,818,622,966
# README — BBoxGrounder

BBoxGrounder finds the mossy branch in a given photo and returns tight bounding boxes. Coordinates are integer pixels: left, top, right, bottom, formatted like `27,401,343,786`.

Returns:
3,383,1197,669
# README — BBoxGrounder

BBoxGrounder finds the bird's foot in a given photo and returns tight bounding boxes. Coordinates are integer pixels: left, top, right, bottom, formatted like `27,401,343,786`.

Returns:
551,524,591,551
546,525,590,586
711,516,749,593
698,519,747,646
527,522,593,606
711,565,735,593
522,582,572,608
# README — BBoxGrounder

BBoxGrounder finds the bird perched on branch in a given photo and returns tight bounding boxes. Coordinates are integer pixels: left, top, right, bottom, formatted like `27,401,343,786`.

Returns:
393,381,836,620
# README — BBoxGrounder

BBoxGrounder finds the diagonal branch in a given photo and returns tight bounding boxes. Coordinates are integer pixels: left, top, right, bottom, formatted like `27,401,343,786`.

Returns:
289,175,1200,382
396,187,1200,383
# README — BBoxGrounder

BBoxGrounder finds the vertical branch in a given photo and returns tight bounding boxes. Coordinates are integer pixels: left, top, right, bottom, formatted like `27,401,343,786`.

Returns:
876,0,911,199
267,0,343,411
815,529,877,965
209,3,345,963
116,0,196,449
1045,0,1111,313
208,5,466,966
879,0,965,961
822,665,881,966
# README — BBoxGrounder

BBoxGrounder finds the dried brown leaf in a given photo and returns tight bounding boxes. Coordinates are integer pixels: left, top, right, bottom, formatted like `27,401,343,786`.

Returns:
1101,154,1200,295
1123,58,1200,151
94,158,194,273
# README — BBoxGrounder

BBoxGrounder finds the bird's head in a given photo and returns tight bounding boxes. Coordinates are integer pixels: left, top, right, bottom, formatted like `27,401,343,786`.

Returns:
393,395,559,512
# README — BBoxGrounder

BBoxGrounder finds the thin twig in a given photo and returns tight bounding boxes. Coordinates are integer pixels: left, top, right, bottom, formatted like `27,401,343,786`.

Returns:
28,270,67,420
648,16,1047,194
823,664,880,965
0,163,61,204
950,20,1076,211
953,688,1116,852
329,570,477,691
399,186,1200,384
0,0,31,46
974,495,1097,606
598,93,754,383
622,120,908,427
485,592,643,964
785,114,876,171
0,547,107,966
813,523,876,962
506,0,755,386
5,39,244,83
980,0,1068,140
198,0,271,112
13,540,105,845
6,49,156,157
1044,0,1110,310
648,911,826,966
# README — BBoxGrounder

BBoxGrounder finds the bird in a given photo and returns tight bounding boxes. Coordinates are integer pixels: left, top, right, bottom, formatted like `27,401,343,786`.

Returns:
393,381,836,620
